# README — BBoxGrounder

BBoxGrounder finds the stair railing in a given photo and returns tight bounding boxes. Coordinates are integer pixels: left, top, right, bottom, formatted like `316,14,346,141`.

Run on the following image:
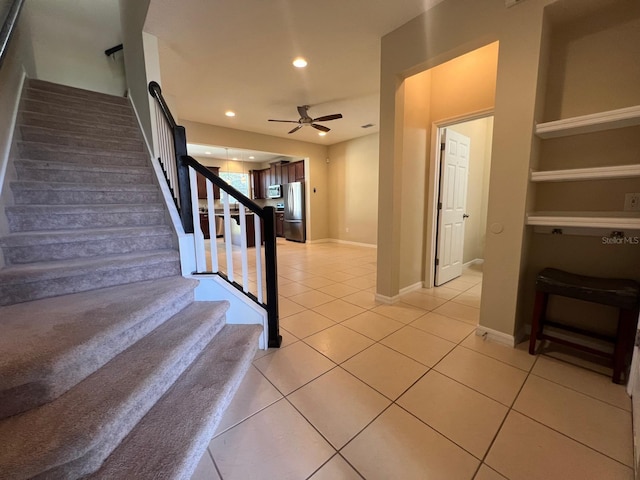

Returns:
148,81,281,348
0,0,25,69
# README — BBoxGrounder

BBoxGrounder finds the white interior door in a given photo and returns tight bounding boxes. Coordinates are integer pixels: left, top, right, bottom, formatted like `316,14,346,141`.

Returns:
435,128,470,286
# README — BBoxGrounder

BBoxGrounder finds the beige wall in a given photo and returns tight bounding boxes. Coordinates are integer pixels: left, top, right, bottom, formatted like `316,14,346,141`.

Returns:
119,0,152,146
399,71,431,288
378,0,553,337
327,134,379,245
181,120,329,241
447,116,493,264
25,0,125,96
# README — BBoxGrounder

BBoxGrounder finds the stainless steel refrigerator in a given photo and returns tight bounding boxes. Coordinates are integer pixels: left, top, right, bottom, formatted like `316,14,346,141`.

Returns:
283,182,306,242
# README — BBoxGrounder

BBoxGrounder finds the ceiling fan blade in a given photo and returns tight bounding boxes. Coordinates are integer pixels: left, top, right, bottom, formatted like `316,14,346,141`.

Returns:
268,119,299,123
288,125,303,134
313,113,343,122
312,124,330,133
297,105,311,119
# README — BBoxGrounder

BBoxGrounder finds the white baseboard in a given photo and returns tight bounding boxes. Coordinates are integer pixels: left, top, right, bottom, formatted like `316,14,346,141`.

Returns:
374,293,400,305
399,282,422,295
300,238,377,248
475,326,516,348
464,258,484,268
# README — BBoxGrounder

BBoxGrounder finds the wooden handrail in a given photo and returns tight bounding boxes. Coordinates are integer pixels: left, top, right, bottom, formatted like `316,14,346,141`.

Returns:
0,0,25,69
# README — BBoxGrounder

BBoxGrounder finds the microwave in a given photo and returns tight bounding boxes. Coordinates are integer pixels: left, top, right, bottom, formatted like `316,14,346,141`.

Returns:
267,184,282,198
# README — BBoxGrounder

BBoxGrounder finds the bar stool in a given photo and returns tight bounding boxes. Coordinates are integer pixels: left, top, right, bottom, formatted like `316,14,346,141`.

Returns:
529,268,640,384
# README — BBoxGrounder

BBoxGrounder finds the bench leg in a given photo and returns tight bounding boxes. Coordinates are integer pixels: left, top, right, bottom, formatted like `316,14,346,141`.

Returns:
613,308,638,384
529,291,547,355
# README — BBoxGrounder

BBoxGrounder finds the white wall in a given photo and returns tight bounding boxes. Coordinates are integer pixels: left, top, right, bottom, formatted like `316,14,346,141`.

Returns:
25,0,125,96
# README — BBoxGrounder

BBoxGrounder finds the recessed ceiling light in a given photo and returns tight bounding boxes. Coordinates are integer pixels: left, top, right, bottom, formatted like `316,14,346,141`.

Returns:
205,151,212,155
292,57,308,68
318,132,327,137
225,111,236,117
232,157,238,161
249,156,255,160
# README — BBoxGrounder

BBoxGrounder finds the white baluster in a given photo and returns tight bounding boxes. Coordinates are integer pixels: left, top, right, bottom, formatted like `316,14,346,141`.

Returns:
206,179,218,273
254,214,263,303
222,192,234,282
189,167,206,272
239,206,249,293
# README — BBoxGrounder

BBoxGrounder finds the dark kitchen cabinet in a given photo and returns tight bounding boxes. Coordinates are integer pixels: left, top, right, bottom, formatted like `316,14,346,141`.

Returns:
287,163,296,183
275,212,284,237
200,213,210,239
294,161,304,182
197,167,220,200
251,170,263,199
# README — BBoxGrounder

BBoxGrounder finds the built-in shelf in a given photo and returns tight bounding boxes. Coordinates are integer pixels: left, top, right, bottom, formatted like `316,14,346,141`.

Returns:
535,105,640,139
527,211,640,229
530,164,640,182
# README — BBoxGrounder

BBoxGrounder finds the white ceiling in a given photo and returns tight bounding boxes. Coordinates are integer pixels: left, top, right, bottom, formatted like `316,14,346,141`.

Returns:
144,0,446,146
187,143,295,164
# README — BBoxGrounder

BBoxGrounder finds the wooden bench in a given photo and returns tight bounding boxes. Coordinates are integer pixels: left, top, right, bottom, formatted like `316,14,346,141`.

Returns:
529,268,640,384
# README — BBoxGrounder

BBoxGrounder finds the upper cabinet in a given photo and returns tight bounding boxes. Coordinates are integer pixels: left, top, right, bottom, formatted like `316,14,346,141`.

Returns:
251,160,305,199
196,166,220,200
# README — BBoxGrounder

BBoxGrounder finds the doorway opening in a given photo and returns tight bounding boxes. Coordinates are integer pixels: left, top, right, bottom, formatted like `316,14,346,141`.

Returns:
433,116,494,287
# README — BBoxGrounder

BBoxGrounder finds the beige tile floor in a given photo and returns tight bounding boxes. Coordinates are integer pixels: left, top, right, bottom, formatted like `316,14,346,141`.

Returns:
192,240,633,480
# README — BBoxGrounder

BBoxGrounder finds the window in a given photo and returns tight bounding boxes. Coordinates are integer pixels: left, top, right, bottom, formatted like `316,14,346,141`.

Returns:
219,172,250,200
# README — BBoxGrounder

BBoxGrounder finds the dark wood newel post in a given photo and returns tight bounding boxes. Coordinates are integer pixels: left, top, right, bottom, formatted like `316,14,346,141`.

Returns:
174,129,193,234
263,206,281,347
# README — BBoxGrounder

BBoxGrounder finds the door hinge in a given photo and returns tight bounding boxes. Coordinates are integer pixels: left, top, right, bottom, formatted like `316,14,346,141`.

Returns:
435,258,439,266
440,142,445,151
635,329,640,347
438,202,442,210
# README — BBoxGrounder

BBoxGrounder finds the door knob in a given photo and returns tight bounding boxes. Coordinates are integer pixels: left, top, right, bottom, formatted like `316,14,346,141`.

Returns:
463,214,470,219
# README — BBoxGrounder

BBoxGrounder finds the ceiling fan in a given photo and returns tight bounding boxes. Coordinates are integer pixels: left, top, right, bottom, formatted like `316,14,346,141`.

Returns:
268,105,343,134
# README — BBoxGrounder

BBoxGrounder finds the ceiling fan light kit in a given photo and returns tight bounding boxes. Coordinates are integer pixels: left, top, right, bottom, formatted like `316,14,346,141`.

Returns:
269,105,343,134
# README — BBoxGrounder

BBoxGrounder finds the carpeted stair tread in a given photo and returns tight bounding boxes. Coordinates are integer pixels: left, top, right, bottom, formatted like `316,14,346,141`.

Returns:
15,159,152,175
17,141,149,166
0,226,174,264
0,225,173,247
15,159,154,184
6,203,167,232
19,99,138,127
0,249,179,284
19,111,142,138
0,300,230,479
11,181,160,205
26,79,130,106
11,181,159,193
23,88,133,116
0,250,181,305
20,125,144,152
90,324,261,480
0,276,199,418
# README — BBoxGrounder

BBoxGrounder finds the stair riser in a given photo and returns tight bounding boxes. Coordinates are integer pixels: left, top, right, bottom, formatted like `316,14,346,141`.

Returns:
8,211,166,232
17,143,148,167
0,287,196,419
27,81,130,106
20,113,142,139
20,128,144,152
0,260,180,306
23,89,133,116
3,235,174,265
12,188,159,206
15,166,153,185
20,99,137,127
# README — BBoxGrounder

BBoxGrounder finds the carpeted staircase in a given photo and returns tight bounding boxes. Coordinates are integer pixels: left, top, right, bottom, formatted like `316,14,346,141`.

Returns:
0,79,261,479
